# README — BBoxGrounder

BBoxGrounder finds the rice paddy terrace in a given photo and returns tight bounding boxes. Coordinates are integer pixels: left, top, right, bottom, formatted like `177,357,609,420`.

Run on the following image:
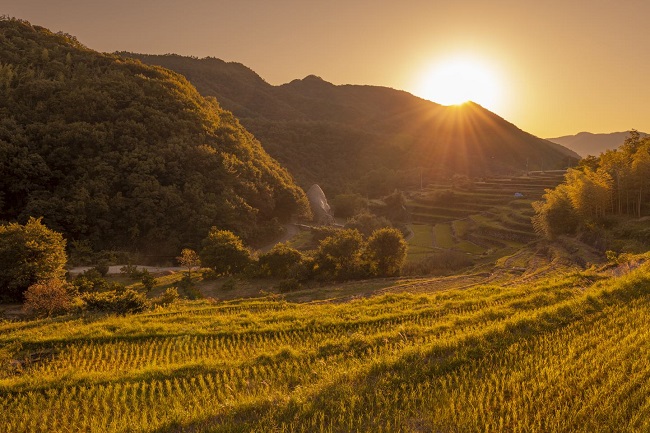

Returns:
1,255,649,432
405,171,566,263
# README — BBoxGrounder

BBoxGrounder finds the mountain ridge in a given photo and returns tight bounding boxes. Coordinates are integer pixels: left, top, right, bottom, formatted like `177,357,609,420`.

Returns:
548,131,649,157
123,53,580,195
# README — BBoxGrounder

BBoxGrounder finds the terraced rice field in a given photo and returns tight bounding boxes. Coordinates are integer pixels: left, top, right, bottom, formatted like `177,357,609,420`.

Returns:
406,172,566,263
1,257,649,432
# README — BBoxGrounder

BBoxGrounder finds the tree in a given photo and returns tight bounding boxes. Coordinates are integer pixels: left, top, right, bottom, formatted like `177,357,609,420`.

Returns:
364,228,408,277
315,229,365,280
331,193,367,218
199,228,252,275
564,168,612,221
598,149,632,215
630,146,650,217
258,243,304,278
176,248,201,279
382,190,408,221
344,212,392,237
0,217,67,301
531,185,579,238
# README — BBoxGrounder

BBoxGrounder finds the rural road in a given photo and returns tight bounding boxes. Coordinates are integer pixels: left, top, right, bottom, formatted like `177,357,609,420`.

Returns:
68,265,182,276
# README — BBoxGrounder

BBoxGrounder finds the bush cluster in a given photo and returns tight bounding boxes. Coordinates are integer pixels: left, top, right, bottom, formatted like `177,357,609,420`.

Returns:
81,290,148,315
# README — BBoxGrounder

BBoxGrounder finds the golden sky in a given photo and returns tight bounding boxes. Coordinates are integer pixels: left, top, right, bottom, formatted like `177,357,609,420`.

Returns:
5,0,650,138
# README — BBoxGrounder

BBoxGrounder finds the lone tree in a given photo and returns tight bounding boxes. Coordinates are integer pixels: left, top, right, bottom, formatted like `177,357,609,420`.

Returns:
365,227,407,277
0,217,67,301
199,228,252,275
177,248,201,279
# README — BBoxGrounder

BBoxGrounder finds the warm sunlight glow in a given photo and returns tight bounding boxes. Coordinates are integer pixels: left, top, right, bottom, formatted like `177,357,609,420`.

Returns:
415,56,503,112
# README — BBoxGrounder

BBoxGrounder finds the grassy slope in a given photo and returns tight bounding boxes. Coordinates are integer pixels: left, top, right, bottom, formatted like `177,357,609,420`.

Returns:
1,256,649,432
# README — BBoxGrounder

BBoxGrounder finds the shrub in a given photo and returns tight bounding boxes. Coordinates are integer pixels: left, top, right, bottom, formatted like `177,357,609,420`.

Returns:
23,279,74,317
201,269,218,280
177,274,194,289
81,267,103,281
290,256,317,282
382,190,408,221
140,270,156,293
183,286,203,300
156,287,180,306
221,277,237,291
82,289,148,315
274,278,302,293
175,274,203,299
120,264,144,279
91,262,110,277
71,269,120,293
531,184,580,238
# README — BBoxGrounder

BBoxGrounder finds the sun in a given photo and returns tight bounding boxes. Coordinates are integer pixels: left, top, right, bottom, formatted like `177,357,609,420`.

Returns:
415,56,503,112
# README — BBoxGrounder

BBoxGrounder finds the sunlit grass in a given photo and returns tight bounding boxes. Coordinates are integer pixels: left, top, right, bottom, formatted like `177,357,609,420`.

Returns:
1,259,649,432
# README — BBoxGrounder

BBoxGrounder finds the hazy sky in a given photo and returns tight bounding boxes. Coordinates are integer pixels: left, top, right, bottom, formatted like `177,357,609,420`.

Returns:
4,0,650,137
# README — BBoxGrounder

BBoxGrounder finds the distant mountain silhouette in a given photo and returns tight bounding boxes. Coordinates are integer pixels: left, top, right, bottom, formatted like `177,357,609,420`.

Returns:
548,131,649,157
124,53,580,196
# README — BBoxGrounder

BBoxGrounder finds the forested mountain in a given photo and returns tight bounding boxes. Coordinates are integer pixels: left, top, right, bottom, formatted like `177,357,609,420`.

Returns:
548,131,649,157
124,53,580,196
0,18,309,255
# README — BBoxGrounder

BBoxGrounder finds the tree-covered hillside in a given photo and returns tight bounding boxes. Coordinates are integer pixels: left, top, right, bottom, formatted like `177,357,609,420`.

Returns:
0,18,309,255
533,131,650,249
124,54,580,195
